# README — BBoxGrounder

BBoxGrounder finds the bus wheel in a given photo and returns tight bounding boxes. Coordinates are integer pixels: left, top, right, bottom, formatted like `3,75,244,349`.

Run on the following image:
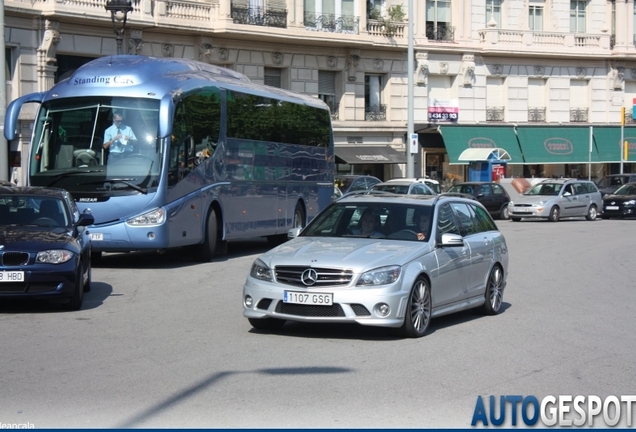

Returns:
267,202,305,247
293,203,305,229
194,209,217,262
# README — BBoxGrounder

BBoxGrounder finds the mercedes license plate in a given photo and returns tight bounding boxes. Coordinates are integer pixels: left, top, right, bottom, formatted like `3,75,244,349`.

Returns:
605,206,619,210
0,271,24,282
90,233,104,241
283,291,333,305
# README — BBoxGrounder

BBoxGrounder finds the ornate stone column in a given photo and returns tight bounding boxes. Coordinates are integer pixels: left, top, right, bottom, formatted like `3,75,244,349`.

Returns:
36,19,60,91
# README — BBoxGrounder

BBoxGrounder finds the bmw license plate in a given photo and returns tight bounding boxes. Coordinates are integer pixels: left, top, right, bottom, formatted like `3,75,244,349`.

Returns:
605,206,619,210
90,233,104,241
0,271,24,282
284,291,333,305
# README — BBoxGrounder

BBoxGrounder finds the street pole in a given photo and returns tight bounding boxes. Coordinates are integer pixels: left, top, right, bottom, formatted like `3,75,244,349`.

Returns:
588,126,592,181
0,0,8,181
406,0,414,178
116,34,123,55
620,107,625,174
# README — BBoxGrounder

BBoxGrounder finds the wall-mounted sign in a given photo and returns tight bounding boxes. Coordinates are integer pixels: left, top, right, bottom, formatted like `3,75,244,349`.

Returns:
410,133,419,154
428,98,459,122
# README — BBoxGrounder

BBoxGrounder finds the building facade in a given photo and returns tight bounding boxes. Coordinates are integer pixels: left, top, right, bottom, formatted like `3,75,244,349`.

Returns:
4,0,636,186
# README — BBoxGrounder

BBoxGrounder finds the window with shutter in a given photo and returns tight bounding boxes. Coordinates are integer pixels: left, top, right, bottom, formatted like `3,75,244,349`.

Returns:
264,67,282,88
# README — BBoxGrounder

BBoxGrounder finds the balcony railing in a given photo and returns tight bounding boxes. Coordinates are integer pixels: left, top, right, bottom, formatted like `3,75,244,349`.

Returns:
231,5,287,28
528,107,546,122
366,19,404,37
304,13,359,34
425,24,455,42
570,108,588,123
365,104,386,121
478,29,611,52
486,107,505,122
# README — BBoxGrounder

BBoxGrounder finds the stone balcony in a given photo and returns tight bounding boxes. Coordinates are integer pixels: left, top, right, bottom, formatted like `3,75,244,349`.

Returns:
478,28,613,57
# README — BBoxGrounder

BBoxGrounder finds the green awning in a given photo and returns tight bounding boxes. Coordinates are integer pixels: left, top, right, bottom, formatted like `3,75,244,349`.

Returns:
593,126,636,162
439,126,524,164
516,127,598,164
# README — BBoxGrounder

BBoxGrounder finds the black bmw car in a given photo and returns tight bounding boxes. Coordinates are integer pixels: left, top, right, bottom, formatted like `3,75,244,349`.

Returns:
0,186,94,310
601,182,636,219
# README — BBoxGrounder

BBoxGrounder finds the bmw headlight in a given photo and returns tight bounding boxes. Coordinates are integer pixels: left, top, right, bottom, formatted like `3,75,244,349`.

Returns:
357,265,401,286
250,258,273,282
127,208,165,226
36,250,73,264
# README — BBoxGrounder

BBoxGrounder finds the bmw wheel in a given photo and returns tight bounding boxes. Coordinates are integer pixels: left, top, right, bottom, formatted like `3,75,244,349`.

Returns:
61,264,84,311
483,265,504,315
402,277,431,338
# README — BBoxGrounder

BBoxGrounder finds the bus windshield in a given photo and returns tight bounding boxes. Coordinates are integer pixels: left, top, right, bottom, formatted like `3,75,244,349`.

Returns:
29,97,162,194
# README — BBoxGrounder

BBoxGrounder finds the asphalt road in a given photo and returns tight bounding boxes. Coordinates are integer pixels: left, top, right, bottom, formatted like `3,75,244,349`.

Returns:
1,217,635,428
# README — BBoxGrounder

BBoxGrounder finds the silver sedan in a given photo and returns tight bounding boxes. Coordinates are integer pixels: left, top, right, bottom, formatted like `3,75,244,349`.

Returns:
243,195,509,338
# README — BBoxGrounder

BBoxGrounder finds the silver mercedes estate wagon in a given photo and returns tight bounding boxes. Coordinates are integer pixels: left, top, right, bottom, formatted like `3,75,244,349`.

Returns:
243,194,509,338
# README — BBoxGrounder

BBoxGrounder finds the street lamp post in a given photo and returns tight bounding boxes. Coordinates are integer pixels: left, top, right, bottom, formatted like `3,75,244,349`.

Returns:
406,0,414,178
105,0,133,55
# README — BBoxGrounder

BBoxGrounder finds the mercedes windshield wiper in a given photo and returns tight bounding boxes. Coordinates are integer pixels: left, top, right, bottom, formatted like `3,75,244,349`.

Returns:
45,169,105,187
85,178,148,194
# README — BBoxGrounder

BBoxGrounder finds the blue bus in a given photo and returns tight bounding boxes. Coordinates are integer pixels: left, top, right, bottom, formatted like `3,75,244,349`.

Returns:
4,55,335,261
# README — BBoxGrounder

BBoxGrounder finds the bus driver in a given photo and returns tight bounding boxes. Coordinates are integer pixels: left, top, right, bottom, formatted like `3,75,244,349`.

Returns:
103,111,137,161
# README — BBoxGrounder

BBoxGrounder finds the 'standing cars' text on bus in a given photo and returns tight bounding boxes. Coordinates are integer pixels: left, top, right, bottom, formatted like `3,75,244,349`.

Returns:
4,55,335,261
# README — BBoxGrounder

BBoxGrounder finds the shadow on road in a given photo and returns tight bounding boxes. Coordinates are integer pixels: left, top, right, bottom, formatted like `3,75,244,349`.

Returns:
0,281,113,313
116,366,352,428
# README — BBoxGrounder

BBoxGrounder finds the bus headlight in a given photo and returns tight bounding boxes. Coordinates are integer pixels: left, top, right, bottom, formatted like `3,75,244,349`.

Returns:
127,208,165,226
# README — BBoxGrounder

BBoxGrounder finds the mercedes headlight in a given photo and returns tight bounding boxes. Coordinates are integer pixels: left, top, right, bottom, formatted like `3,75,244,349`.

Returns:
357,265,401,286
250,259,273,282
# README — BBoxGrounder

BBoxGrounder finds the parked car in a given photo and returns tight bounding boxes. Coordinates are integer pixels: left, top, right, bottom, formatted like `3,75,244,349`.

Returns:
601,182,636,219
369,180,436,196
243,194,509,338
333,186,343,201
386,177,442,194
335,175,382,196
446,182,511,219
0,186,94,310
507,178,602,222
596,174,636,197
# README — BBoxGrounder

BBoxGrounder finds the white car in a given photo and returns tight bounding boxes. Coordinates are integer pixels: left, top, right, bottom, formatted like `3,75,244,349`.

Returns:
386,177,441,194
